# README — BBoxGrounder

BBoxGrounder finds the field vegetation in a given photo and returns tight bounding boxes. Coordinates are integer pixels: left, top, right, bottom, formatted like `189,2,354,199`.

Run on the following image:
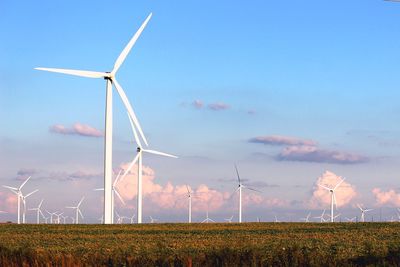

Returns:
0,222,399,266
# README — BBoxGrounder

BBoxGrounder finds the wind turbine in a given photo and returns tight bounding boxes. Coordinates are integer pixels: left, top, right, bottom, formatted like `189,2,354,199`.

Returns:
234,164,261,223
54,212,64,224
357,204,373,222
149,216,158,223
300,212,311,222
66,197,84,224
45,210,59,224
201,207,215,223
224,215,234,223
274,215,280,223
185,185,194,223
318,177,345,222
129,214,136,224
95,170,125,223
28,199,44,224
121,112,177,224
3,176,32,224
313,210,327,223
345,216,356,222
35,13,153,224
21,189,38,224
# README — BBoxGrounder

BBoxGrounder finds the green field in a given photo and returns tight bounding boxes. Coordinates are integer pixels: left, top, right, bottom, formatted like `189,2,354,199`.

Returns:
0,222,399,266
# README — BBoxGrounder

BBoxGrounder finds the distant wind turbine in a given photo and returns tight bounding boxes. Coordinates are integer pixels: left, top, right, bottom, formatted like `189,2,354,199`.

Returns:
234,164,262,223
318,177,346,222
313,210,327,223
95,170,125,223
345,216,356,222
35,13,153,224
300,212,311,223
224,215,234,223
149,216,158,223
121,112,177,224
28,199,44,224
357,204,373,222
66,197,84,224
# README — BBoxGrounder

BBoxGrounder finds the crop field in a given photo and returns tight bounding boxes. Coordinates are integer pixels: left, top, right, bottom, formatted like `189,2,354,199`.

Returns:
0,223,399,266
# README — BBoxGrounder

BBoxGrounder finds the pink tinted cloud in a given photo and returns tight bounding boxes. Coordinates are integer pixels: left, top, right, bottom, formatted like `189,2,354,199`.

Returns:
49,123,103,138
208,102,230,111
309,171,357,208
115,162,287,213
192,100,204,109
0,192,17,213
278,145,368,164
372,188,400,206
249,135,317,146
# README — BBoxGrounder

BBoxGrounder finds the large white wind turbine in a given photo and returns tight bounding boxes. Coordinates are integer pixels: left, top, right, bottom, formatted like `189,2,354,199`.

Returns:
3,176,32,224
35,13,152,224
121,113,177,224
234,164,261,223
318,177,345,222
357,204,373,222
95,170,125,224
66,197,85,224
28,199,44,224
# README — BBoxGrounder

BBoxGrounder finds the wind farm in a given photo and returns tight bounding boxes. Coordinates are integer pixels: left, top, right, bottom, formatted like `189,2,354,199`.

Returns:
2,0,400,266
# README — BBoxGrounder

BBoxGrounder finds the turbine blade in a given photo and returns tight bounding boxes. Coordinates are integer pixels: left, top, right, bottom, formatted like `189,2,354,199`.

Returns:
25,189,39,198
112,13,153,74
186,185,190,194
334,177,346,191
127,112,142,148
143,149,178,158
114,189,126,205
94,188,104,191
113,170,123,187
3,185,18,192
113,79,148,146
234,164,241,184
318,184,332,191
78,197,85,207
19,176,32,190
245,187,262,193
35,68,107,78
357,204,362,211
78,209,84,219
120,153,140,181
38,199,44,208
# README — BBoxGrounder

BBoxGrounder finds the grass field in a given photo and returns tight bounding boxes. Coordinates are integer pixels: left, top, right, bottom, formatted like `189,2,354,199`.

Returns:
0,222,399,266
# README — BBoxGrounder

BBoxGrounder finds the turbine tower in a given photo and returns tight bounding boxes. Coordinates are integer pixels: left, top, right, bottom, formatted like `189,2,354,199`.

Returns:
3,176,32,224
234,164,261,223
66,197,85,224
21,189,39,223
357,204,373,222
35,13,153,224
121,113,177,224
318,177,345,222
186,185,193,223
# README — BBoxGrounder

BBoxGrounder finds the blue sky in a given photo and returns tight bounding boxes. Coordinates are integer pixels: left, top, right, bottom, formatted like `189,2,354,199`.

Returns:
1,0,400,223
